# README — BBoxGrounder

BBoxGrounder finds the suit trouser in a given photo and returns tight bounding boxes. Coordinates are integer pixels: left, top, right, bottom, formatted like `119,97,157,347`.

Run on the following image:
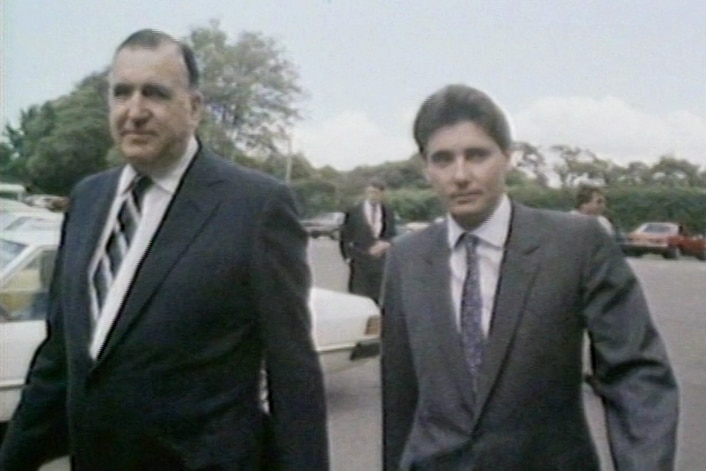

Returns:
348,260,384,303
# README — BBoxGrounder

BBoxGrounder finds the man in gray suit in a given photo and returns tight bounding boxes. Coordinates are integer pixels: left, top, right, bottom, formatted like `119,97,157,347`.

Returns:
381,84,678,471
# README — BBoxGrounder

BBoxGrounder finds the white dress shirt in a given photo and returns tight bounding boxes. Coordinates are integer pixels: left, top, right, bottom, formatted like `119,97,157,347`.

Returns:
446,194,511,336
88,137,198,358
364,200,382,238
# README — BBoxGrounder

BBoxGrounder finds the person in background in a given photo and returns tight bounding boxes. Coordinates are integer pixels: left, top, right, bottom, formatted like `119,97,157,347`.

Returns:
571,183,614,235
340,179,397,304
381,84,678,471
0,29,328,471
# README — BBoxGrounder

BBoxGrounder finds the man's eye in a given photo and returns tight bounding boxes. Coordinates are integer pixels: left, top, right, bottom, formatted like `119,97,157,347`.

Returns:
143,86,171,99
112,86,131,98
464,149,489,161
429,153,454,166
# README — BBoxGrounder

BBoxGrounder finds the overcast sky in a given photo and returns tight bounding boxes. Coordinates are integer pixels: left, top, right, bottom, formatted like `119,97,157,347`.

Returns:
3,0,705,170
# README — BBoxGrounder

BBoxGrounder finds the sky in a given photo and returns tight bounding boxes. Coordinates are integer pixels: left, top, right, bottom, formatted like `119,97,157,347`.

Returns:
2,0,706,171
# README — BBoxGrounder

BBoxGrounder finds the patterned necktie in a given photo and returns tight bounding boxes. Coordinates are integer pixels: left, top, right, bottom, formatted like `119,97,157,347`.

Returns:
460,233,485,395
91,175,151,323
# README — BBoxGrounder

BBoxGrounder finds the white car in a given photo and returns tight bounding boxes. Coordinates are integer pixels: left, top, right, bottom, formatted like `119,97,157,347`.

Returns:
0,230,380,426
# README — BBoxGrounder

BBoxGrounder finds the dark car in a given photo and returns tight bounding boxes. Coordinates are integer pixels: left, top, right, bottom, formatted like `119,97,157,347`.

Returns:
301,212,345,240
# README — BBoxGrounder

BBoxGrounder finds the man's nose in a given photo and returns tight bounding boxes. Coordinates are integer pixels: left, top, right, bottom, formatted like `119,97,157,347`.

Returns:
451,156,471,182
125,94,149,121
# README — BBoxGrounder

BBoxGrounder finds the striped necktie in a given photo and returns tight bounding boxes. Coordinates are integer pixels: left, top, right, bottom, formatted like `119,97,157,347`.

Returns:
91,175,151,323
460,233,485,398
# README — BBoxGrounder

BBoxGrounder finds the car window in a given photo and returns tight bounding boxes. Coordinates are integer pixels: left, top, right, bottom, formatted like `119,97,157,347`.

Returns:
0,239,26,267
5,217,61,232
0,248,55,322
639,223,676,234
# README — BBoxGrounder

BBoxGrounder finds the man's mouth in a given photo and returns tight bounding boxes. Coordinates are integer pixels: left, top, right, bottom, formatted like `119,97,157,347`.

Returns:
451,191,482,203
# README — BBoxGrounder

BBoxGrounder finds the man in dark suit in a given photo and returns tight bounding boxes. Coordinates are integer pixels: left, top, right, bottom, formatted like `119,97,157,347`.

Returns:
340,180,396,303
381,84,678,470
0,29,328,471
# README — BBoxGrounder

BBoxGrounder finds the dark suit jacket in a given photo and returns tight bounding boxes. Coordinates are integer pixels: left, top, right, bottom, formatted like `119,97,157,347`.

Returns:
339,202,396,301
0,147,329,471
381,202,678,471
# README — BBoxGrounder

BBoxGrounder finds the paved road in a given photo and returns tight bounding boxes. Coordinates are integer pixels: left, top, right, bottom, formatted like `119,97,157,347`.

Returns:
38,240,706,470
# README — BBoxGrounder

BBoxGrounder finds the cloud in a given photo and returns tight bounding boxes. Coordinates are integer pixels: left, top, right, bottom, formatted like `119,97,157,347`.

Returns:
292,111,416,170
512,96,706,166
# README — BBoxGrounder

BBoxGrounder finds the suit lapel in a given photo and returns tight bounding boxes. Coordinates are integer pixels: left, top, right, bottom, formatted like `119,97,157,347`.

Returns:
473,203,541,423
410,225,476,410
94,151,223,364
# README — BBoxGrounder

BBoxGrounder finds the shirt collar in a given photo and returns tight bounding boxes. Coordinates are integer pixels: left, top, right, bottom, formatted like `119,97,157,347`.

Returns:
446,194,512,250
118,136,199,196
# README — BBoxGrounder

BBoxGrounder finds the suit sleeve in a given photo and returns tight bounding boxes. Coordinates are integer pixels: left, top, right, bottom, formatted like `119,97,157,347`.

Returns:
382,204,397,240
0,216,71,470
251,184,329,471
381,247,418,471
580,222,678,471
339,210,352,260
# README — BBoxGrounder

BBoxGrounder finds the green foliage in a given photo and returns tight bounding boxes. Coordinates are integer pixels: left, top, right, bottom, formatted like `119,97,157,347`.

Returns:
606,186,706,233
291,178,340,216
386,188,442,221
2,72,112,194
186,20,304,160
509,185,573,211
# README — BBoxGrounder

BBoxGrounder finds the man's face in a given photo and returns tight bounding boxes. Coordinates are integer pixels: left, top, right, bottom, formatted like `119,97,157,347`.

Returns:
424,121,510,230
365,186,384,205
109,43,202,174
581,192,606,216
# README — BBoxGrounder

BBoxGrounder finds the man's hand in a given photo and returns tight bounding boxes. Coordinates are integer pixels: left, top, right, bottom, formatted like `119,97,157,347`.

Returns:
368,240,392,258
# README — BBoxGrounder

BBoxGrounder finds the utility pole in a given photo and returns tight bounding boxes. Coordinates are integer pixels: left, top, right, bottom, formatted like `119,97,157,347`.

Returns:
285,134,293,185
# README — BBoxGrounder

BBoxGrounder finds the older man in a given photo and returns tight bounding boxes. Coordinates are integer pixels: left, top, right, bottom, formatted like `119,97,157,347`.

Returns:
0,29,328,471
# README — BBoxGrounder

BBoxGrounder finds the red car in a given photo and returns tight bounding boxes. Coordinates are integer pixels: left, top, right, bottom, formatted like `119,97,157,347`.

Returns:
621,222,706,260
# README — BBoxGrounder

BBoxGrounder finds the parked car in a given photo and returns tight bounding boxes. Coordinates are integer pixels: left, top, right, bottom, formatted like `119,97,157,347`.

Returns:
0,211,64,232
23,194,65,210
621,222,706,260
301,211,345,240
0,183,27,202
0,230,380,427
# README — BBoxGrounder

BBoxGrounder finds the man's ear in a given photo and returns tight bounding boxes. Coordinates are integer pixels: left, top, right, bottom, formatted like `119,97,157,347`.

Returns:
190,91,204,123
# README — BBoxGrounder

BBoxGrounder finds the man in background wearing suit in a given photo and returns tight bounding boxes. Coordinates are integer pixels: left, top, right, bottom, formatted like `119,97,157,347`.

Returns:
571,183,614,236
340,179,397,304
381,84,678,471
0,29,328,471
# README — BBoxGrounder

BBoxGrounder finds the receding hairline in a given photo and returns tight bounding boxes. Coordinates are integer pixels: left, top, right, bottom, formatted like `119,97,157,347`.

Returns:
112,29,199,88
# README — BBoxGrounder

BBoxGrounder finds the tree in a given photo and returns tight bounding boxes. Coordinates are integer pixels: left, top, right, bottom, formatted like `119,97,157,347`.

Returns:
6,72,112,195
645,154,703,187
552,145,618,187
186,21,305,161
510,141,550,187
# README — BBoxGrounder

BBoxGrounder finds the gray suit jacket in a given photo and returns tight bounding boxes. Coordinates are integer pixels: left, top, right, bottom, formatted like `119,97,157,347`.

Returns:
381,202,678,471
0,147,329,471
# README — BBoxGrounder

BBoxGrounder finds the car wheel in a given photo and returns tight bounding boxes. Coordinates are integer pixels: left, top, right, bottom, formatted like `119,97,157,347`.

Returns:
697,249,706,261
664,246,681,260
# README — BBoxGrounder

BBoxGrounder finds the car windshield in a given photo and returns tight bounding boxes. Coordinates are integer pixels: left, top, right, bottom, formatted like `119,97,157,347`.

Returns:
317,212,343,223
0,239,26,271
637,223,676,234
4,217,62,232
